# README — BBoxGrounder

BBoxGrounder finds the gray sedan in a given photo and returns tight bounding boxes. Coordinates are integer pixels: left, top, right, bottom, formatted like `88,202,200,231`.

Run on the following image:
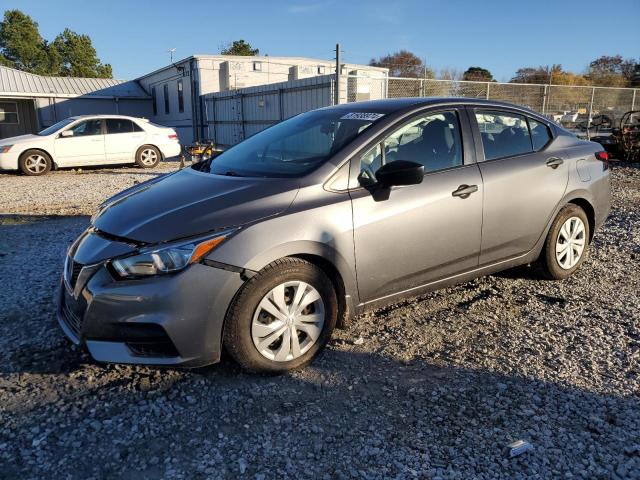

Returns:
58,98,611,372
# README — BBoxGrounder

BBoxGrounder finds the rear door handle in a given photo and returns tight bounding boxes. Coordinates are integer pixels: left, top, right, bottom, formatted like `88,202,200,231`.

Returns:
546,157,564,168
452,184,478,198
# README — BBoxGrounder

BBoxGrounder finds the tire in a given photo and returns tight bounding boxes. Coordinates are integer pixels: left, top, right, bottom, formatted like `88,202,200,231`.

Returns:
135,145,161,168
19,149,52,176
535,204,590,280
223,258,338,373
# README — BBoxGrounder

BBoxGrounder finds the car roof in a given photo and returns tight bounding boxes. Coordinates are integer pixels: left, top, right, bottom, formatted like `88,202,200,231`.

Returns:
327,97,545,117
67,114,149,121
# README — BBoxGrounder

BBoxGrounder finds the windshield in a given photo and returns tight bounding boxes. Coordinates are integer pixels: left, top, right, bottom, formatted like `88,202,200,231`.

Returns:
38,118,76,136
205,109,382,178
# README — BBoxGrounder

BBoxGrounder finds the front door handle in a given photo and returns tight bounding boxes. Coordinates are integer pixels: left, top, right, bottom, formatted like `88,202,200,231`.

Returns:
546,157,564,168
452,184,478,198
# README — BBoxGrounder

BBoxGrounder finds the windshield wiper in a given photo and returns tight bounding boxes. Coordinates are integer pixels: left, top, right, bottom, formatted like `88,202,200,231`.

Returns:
222,170,245,177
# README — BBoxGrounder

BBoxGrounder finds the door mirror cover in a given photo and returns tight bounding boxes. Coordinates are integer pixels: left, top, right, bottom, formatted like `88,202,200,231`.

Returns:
60,130,74,138
375,160,424,187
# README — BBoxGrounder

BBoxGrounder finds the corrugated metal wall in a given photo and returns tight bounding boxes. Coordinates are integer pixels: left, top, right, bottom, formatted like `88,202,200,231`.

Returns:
202,75,334,146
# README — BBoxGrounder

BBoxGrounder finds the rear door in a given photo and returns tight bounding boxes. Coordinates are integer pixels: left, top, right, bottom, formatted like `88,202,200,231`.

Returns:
350,108,484,303
54,119,106,165
104,118,145,163
470,109,568,265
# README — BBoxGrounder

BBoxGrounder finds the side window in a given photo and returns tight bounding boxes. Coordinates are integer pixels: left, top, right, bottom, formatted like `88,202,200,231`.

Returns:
475,111,532,160
151,86,157,116
358,110,463,184
106,119,135,134
177,79,184,113
528,118,552,150
163,84,170,114
69,119,102,137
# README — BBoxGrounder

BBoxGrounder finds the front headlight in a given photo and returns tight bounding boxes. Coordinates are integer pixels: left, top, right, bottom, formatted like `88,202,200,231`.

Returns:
0,145,13,153
110,229,237,278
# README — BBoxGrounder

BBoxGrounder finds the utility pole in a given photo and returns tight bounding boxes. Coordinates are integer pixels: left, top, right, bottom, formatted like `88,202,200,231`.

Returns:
168,48,176,63
335,43,341,105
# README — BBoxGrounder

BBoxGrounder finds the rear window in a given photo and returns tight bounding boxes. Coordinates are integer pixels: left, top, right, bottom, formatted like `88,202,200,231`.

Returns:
528,118,552,150
475,111,532,160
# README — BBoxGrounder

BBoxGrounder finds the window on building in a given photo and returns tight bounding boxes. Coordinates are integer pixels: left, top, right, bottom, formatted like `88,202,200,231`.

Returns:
151,87,157,116
0,102,19,124
253,61,262,71
475,111,532,160
317,65,326,75
106,118,143,134
163,84,170,114
177,79,184,113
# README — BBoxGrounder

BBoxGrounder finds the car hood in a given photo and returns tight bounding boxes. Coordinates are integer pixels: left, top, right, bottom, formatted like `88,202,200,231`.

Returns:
92,167,300,244
0,134,43,145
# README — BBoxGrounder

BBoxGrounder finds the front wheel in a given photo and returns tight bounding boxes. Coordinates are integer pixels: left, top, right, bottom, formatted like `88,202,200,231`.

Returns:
223,258,337,373
535,204,590,280
19,150,52,176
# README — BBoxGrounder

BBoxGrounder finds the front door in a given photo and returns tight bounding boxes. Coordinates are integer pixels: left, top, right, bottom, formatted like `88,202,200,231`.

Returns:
54,119,106,165
350,109,483,304
471,109,569,265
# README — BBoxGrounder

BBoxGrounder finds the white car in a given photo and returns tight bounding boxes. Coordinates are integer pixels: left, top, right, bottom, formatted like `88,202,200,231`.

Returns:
0,115,181,176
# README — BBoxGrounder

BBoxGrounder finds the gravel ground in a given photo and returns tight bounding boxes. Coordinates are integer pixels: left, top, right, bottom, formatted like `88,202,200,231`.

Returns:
0,165,639,479
0,161,181,216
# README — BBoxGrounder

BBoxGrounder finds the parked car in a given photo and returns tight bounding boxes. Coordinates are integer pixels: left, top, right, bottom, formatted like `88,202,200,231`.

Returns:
0,115,181,175
58,98,611,373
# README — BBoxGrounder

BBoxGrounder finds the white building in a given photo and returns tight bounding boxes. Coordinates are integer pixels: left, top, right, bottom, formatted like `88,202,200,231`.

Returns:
136,55,388,144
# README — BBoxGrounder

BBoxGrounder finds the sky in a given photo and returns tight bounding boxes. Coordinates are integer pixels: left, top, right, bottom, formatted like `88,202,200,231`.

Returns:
4,0,640,82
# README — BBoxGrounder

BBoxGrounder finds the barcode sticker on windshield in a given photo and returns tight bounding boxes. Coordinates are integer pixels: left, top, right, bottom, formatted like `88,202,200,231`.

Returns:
340,112,385,121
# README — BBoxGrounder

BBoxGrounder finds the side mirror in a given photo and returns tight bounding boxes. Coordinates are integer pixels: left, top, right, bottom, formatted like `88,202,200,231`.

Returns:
375,160,424,187
60,130,74,138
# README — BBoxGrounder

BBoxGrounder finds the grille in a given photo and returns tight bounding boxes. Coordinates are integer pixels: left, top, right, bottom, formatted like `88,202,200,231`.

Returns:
61,297,83,338
69,260,83,289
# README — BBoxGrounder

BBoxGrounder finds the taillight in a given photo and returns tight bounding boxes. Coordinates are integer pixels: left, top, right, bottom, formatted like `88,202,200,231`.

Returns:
595,150,609,170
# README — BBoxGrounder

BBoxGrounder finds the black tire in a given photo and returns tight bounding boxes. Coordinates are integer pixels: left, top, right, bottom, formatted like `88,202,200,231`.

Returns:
19,149,52,176
535,204,590,280
223,258,338,373
135,145,161,168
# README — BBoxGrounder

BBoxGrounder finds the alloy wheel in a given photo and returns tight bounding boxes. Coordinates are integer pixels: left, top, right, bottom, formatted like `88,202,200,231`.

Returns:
25,154,47,174
140,148,158,166
251,281,325,362
555,216,586,270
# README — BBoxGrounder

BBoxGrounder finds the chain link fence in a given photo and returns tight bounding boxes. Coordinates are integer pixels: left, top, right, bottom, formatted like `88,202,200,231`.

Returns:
345,75,638,134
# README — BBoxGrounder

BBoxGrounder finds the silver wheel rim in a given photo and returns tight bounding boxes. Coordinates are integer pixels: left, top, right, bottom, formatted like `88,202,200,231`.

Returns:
251,281,325,362
555,216,586,270
140,148,158,166
25,154,47,174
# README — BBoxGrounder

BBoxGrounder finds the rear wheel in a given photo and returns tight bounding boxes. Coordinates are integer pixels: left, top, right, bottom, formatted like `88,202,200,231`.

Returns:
535,204,590,280
223,258,337,373
19,150,52,176
135,145,161,168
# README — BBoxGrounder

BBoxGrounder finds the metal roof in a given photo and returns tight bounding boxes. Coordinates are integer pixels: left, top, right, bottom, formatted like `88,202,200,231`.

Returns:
0,66,148,99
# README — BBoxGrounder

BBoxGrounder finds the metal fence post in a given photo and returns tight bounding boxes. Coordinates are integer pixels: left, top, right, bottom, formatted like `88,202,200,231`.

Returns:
542,85,548,115
485,82,490,100
632,89,637,111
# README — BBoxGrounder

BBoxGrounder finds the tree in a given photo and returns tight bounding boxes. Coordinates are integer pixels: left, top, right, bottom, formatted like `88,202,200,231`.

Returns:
586,55,637,87
462,66,493,82
51,29,112,78
0,9,112,77
369,50,434,78
0,10,50,74
220,39,259,56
